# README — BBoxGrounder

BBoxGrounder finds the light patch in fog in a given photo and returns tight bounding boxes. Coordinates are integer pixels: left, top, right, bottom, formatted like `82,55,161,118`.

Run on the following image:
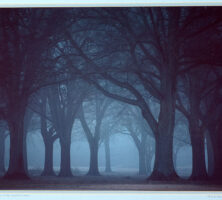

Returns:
108,134,138,173
70,134,139,175
26,131,44,172
176,146,192,178
53,139,61,173
71,141,90,174
4,135,10,170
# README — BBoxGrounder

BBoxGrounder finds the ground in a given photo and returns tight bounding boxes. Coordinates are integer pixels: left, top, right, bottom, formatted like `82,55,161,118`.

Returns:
0,174,222,190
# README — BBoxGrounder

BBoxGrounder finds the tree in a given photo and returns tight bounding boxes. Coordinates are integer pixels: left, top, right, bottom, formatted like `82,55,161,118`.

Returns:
0,9,69,179
46,79,87,177
176,23,222,180
38,90,58,176
63,8,209,180
79,92,110,175
201,84,222,180
74,7,222,180
26,90,59,176
120,106,151,175
100,101,128,173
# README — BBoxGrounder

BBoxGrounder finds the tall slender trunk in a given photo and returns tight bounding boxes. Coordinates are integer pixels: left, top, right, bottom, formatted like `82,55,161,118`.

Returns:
206,131,214,177
42,139,55,176
189,125,207,180
188,78,207,180
59,137,72,177
4,108,29,179
79,99,107,176
104,135,111,173
88,139,99,176
39,92,56,176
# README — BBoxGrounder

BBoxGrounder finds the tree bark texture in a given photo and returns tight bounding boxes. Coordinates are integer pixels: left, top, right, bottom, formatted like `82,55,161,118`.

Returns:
4,106,29,179
59,137,72,177
150,70,177,180
88,139,100,176
42,139,55,176
209,124,222,180
0,132,5,174
205,131,214,177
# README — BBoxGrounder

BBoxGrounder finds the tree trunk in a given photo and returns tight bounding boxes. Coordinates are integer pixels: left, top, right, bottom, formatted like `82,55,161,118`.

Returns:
0,133,5,174
149,73,177,180
4,110,29,179
59,138,72,177
212,143,222,180
88,139,100,176
189,128,207,180
212,149,222,180
205,131,214,177
151,133,177,180
186,72,208,181
210,125,222,180
104,135,111,173
42,139,55,176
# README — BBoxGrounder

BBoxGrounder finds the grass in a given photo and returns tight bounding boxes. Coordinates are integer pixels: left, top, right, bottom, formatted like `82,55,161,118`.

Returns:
0,168,221,190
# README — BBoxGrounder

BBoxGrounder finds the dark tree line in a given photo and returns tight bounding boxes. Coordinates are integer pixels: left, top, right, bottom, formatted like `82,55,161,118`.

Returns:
0,7,221,181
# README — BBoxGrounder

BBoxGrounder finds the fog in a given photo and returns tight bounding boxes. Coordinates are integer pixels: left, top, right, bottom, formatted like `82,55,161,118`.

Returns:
22,126,141,172
0,101,212,180
25,132,139,174
0,8,221,186
2,112,196,179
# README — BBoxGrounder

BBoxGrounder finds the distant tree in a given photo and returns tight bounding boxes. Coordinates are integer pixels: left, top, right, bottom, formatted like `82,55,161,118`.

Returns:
79,92,111,175
119,105,156,175
25,91,59,176
100,102,127,173
37,90,58,176
47,80,86,177
201,84,222,180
